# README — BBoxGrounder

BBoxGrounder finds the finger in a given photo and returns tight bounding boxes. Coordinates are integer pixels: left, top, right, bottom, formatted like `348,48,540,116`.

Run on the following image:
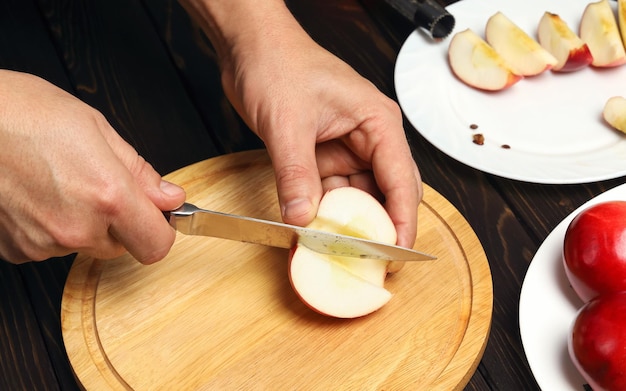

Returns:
107,190,177,265
346,104,421,248
94,124,179,264
266,138,323,227
372,139,421,249
315,140,415,244
0,223,127,263
321,175,350,192
78,241,127,262
99,124,186,212
130,158,186,211
347,172,382,200
320,173,380,201
315,141,370,176
382,166,421,249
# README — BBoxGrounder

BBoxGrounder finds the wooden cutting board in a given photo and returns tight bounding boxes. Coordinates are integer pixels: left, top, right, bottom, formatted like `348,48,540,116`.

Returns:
62,149,492,390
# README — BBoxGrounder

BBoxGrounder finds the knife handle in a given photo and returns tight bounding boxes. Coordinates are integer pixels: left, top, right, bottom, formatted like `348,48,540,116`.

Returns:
383,0,455,39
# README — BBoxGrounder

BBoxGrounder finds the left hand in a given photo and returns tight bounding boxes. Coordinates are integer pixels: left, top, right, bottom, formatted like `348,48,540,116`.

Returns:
180,0,422,248
219,23,422,248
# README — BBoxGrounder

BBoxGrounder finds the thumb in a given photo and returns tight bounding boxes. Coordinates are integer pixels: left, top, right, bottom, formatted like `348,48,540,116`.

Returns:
102,125,186,211
267,145,322,227
132,160,186,212
154,179,187,210
110,156,185,264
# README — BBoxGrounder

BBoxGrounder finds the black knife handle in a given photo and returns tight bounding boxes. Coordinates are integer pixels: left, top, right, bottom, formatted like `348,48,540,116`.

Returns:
383,0,455,39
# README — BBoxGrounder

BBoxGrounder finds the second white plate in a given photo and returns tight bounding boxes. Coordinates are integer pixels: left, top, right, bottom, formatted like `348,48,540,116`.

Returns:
395,0,626,183
519,183,626,389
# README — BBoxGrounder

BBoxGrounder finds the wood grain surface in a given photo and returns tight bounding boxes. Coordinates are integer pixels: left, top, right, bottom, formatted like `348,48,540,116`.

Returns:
3,0,624,390
62,150,492,390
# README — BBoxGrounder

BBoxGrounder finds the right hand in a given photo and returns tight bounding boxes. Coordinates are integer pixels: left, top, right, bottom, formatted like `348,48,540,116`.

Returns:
0,70,186,264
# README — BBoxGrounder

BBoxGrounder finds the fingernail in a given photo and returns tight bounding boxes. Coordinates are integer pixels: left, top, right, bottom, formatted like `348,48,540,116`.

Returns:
160,180,184,197
282,198,313,221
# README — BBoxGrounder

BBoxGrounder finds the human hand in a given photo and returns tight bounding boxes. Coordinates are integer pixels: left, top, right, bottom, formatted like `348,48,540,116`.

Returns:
217,15,422,248
0,70,186,264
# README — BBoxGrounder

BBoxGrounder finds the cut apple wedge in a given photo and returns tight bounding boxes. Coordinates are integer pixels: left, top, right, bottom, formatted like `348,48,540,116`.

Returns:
485,12,557,76
619,0,626,47
580,0,626,67
537,12,594,72
448,28,522,91
603,96,626,133
288,186,400,319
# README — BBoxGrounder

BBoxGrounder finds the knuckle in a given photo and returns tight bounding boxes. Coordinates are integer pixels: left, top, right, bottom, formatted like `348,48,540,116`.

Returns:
274,163,312,184
92,182,129,217
12,235,55,262
50,229,87,254
0,244,28,263
127,155,154,183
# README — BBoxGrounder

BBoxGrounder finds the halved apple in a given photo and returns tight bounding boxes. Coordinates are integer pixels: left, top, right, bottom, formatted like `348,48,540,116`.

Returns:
448,28,522,91
580,0,626,68
603,96,626,133
288,186,400,319
485,12,557,76
537,12,594,72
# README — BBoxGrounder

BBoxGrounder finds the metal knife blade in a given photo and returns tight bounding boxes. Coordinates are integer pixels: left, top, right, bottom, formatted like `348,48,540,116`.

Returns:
165,203,436,262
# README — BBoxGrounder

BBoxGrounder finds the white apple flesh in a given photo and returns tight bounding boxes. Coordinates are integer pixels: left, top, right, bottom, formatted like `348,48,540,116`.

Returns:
603,96,626,133
579,0,626,68
288,186,400,319
448,28,522,91
537,12,594,72
485,12,557,76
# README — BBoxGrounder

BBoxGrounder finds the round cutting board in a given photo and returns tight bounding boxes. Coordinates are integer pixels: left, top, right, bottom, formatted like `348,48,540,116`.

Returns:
62,149,492,390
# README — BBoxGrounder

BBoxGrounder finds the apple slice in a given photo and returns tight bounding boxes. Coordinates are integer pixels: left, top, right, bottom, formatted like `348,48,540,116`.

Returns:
603,96,626,133
618,0,626,47
580,0,626,67
288,186,399,318
448,28,522,91
485,12,557,76
537,12,594,72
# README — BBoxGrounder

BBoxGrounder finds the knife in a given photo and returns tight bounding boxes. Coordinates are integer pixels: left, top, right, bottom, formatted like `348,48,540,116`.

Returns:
383,0,455,39
165,203,436,262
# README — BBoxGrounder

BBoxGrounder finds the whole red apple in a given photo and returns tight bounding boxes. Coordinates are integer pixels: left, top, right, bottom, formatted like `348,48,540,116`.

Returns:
569,291,626,391
563,201,626,302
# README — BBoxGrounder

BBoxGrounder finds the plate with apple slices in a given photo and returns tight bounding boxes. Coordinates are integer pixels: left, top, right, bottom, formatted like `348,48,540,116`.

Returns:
519,183,626,389
61,150,493,390
395,0,626,184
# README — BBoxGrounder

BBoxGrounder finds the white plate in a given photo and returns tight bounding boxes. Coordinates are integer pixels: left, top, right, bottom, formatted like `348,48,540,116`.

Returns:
519,183,626,390
394,0,626,184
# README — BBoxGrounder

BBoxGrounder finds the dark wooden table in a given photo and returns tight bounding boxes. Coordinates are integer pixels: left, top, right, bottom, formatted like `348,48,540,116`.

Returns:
1,0,622,390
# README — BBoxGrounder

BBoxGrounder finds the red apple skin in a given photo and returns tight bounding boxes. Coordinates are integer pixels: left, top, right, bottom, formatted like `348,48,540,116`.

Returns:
560,45,594,72
569,291,626,391
563,201,626,302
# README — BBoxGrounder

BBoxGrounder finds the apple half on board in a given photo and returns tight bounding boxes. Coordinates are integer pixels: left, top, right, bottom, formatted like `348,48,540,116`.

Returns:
579,0,626,68
537,12,594,72
288,186,401,319
448,28,522,91
485,12,557,76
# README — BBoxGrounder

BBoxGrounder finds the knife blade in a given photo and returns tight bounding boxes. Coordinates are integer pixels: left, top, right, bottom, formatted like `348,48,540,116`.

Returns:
165,203,436,262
